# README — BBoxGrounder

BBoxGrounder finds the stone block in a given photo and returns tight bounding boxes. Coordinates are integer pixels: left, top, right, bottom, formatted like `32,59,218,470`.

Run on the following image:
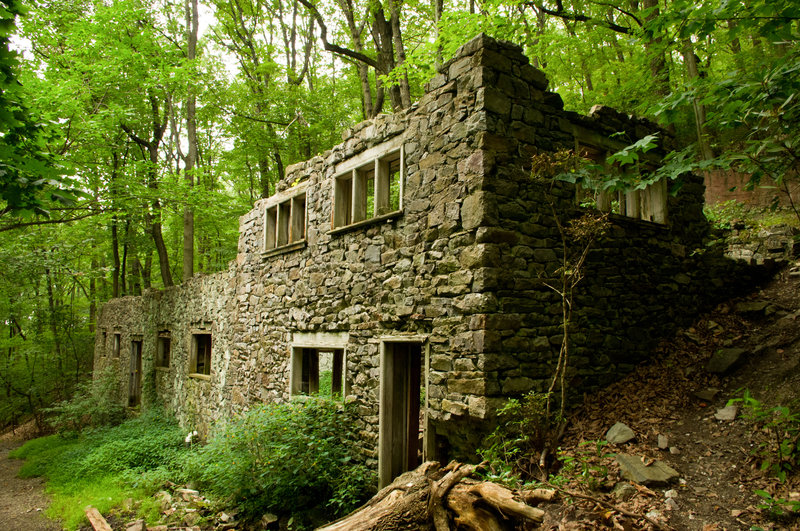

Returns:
616,454,679,486
461,191,489,231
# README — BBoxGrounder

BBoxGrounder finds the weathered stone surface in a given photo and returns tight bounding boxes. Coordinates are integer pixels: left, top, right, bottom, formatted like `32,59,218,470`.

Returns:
612,482,637,501
616,454,680,486
706,348,747,373
714,405,738,421
693,388,719,402
735,300,770,314
606,422,636,444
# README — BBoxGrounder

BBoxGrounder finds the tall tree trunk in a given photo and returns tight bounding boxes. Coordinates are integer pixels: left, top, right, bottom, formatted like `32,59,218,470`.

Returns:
643,0,669,97
372,8,402,112
143,251,152,290
111,215,121,297
131,257,143,295
389,1,411,109
183,0,199,282
44,267,64,398
110,151,121,298
681,40,713,160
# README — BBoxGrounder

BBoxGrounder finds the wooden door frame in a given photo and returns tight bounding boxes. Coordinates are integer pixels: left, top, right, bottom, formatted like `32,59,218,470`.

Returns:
378,336,430,488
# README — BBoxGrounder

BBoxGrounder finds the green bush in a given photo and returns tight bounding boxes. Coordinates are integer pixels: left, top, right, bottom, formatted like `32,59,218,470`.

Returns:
478,391,564,483
45,366,126,433
729,390,800,483
188,397,375,521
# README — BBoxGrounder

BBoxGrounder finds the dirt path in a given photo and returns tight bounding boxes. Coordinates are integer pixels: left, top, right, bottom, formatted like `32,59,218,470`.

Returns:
0,438,61,531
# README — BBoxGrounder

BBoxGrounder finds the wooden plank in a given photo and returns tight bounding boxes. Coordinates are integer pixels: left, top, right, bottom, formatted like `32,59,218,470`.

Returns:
84,506,113,531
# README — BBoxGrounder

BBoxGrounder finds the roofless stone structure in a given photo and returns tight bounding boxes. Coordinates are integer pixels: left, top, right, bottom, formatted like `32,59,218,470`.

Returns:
95,34,741,487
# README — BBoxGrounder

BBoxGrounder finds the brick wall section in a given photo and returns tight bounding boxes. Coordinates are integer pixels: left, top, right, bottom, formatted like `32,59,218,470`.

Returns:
95,34,759,462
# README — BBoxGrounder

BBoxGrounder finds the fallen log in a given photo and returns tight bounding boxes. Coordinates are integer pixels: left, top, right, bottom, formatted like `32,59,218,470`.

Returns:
317,461,550,531
84,506,113,531
470,482,545,523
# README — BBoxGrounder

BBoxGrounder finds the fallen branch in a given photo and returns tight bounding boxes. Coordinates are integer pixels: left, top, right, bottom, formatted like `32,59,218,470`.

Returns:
549,485,670,530
428,461,480,531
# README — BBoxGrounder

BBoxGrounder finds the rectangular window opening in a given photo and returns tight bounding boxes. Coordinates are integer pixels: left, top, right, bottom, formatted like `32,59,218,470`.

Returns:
156,331,171,369
113,333,121,358
575,142,666,224
191,333,212,376
291,347,345,399
264,191,307,251
333,145,404,229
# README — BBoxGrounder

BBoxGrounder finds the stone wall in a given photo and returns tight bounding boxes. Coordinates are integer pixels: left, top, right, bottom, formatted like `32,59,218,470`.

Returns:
95,34,754,467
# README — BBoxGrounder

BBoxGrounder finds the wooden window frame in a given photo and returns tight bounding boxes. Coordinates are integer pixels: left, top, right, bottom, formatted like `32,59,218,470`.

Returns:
332,139,405,231
156,331,171,370
573,129,667,225
289,332,349,400
263,184,307,254
189,332,212,378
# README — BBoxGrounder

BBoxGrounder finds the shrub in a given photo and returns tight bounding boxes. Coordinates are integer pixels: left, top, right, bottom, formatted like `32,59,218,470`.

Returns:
188,397,375,521
729,390,800,483
45,367,126,433
479,391,564,482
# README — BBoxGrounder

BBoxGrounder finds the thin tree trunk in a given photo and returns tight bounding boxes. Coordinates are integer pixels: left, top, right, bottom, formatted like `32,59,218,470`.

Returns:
681,40,713,160
183,0,199,282
389,1,411,109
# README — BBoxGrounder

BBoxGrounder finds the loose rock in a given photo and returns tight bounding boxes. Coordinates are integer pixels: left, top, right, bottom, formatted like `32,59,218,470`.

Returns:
706,348,747,374
606,422,636,444
714,405,738,421
616,454,680,486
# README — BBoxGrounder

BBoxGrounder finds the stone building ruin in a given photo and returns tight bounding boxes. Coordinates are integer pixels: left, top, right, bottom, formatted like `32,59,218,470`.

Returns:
94,34,735,488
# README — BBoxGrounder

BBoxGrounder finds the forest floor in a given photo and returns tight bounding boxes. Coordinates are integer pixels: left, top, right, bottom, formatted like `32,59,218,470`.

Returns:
545,262,800,530
0,424,61,531
2,264,800,531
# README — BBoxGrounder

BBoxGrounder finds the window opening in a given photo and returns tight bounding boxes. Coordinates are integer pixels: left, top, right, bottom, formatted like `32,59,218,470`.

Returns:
291,347,345,398
575,142,667,224
264,190,307,251
333,145,404,229
101,331,107,357
156,331,171,369
191,333,212,376
113,333,121,358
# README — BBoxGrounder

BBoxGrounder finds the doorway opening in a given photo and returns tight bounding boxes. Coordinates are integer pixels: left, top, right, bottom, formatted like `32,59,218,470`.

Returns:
378,340,427,488
128,339,142,407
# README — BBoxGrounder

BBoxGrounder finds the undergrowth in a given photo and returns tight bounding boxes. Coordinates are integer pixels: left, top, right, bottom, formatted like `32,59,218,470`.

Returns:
729,390,800,523
704,200,800,231
12,395,375,530
188,397,375,526
10,410,187,530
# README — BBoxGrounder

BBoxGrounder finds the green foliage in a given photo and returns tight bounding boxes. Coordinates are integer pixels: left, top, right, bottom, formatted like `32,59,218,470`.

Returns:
754,489,800,523
551,440,613,490
729,390,800,483
704,200,800,231
188,397,375,522
479,391,564,482
44,367,126,434
10,410,189,530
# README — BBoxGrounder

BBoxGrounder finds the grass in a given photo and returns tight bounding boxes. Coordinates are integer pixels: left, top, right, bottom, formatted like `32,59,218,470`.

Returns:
9,411,189,530
10,397,376,530
704,200,800,231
